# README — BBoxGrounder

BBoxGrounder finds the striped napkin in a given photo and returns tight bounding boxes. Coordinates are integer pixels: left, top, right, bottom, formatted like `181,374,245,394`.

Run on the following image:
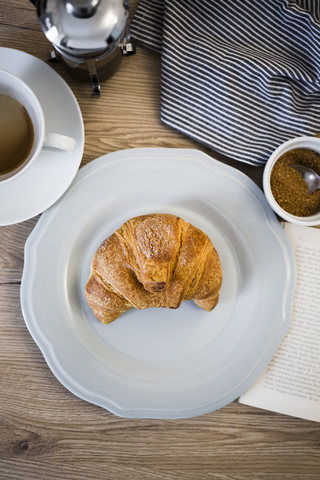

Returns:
130,0,320,166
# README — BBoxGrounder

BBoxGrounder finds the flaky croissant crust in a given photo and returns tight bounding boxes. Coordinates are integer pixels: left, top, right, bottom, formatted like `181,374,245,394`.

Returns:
85,214,222,324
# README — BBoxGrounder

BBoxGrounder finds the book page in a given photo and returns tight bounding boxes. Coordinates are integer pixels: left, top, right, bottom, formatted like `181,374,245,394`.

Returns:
239,223,320,422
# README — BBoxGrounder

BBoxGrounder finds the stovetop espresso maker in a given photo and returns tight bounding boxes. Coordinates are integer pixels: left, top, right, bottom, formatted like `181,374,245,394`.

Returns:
34,0,135,95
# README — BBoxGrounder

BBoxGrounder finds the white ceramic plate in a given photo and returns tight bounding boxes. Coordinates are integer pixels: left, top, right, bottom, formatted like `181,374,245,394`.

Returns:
0,48,84,226
21,148,296,419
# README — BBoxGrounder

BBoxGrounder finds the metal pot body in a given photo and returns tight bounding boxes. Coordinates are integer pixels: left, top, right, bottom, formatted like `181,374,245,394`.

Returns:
36,0,134,94
52,45,123,94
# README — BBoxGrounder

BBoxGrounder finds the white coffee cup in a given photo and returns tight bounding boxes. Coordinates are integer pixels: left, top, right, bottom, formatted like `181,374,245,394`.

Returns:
0,69,76,184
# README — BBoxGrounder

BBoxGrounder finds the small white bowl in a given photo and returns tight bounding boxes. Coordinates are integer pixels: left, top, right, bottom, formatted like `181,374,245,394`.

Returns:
263,136,320,226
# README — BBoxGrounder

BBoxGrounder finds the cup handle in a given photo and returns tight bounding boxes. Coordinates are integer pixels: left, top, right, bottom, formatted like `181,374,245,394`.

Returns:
43,133,76,153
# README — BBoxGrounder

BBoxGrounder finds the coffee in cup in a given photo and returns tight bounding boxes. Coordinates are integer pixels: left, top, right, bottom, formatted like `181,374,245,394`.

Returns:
0,94,35,176
0,69,76,184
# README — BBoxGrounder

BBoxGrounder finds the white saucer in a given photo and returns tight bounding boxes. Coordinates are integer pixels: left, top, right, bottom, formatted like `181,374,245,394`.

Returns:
0,48,84,226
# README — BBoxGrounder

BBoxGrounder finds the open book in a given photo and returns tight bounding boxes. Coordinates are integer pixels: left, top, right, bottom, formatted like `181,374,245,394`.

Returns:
239,223,320,422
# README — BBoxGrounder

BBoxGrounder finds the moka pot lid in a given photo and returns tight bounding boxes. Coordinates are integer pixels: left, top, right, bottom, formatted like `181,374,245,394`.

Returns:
36,0,129,56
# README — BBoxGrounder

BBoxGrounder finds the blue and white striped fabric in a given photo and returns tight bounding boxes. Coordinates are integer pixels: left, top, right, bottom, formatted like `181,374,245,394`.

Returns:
130,0,320,165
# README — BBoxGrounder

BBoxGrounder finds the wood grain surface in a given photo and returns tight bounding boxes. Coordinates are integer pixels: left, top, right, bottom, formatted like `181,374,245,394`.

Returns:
0,1,319,479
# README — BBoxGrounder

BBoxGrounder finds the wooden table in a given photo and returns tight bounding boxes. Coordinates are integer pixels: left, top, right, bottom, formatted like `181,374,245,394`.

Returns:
1,1,320,479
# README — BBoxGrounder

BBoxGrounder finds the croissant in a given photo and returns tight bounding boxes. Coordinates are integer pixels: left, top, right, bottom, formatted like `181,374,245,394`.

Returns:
85,214,222,324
